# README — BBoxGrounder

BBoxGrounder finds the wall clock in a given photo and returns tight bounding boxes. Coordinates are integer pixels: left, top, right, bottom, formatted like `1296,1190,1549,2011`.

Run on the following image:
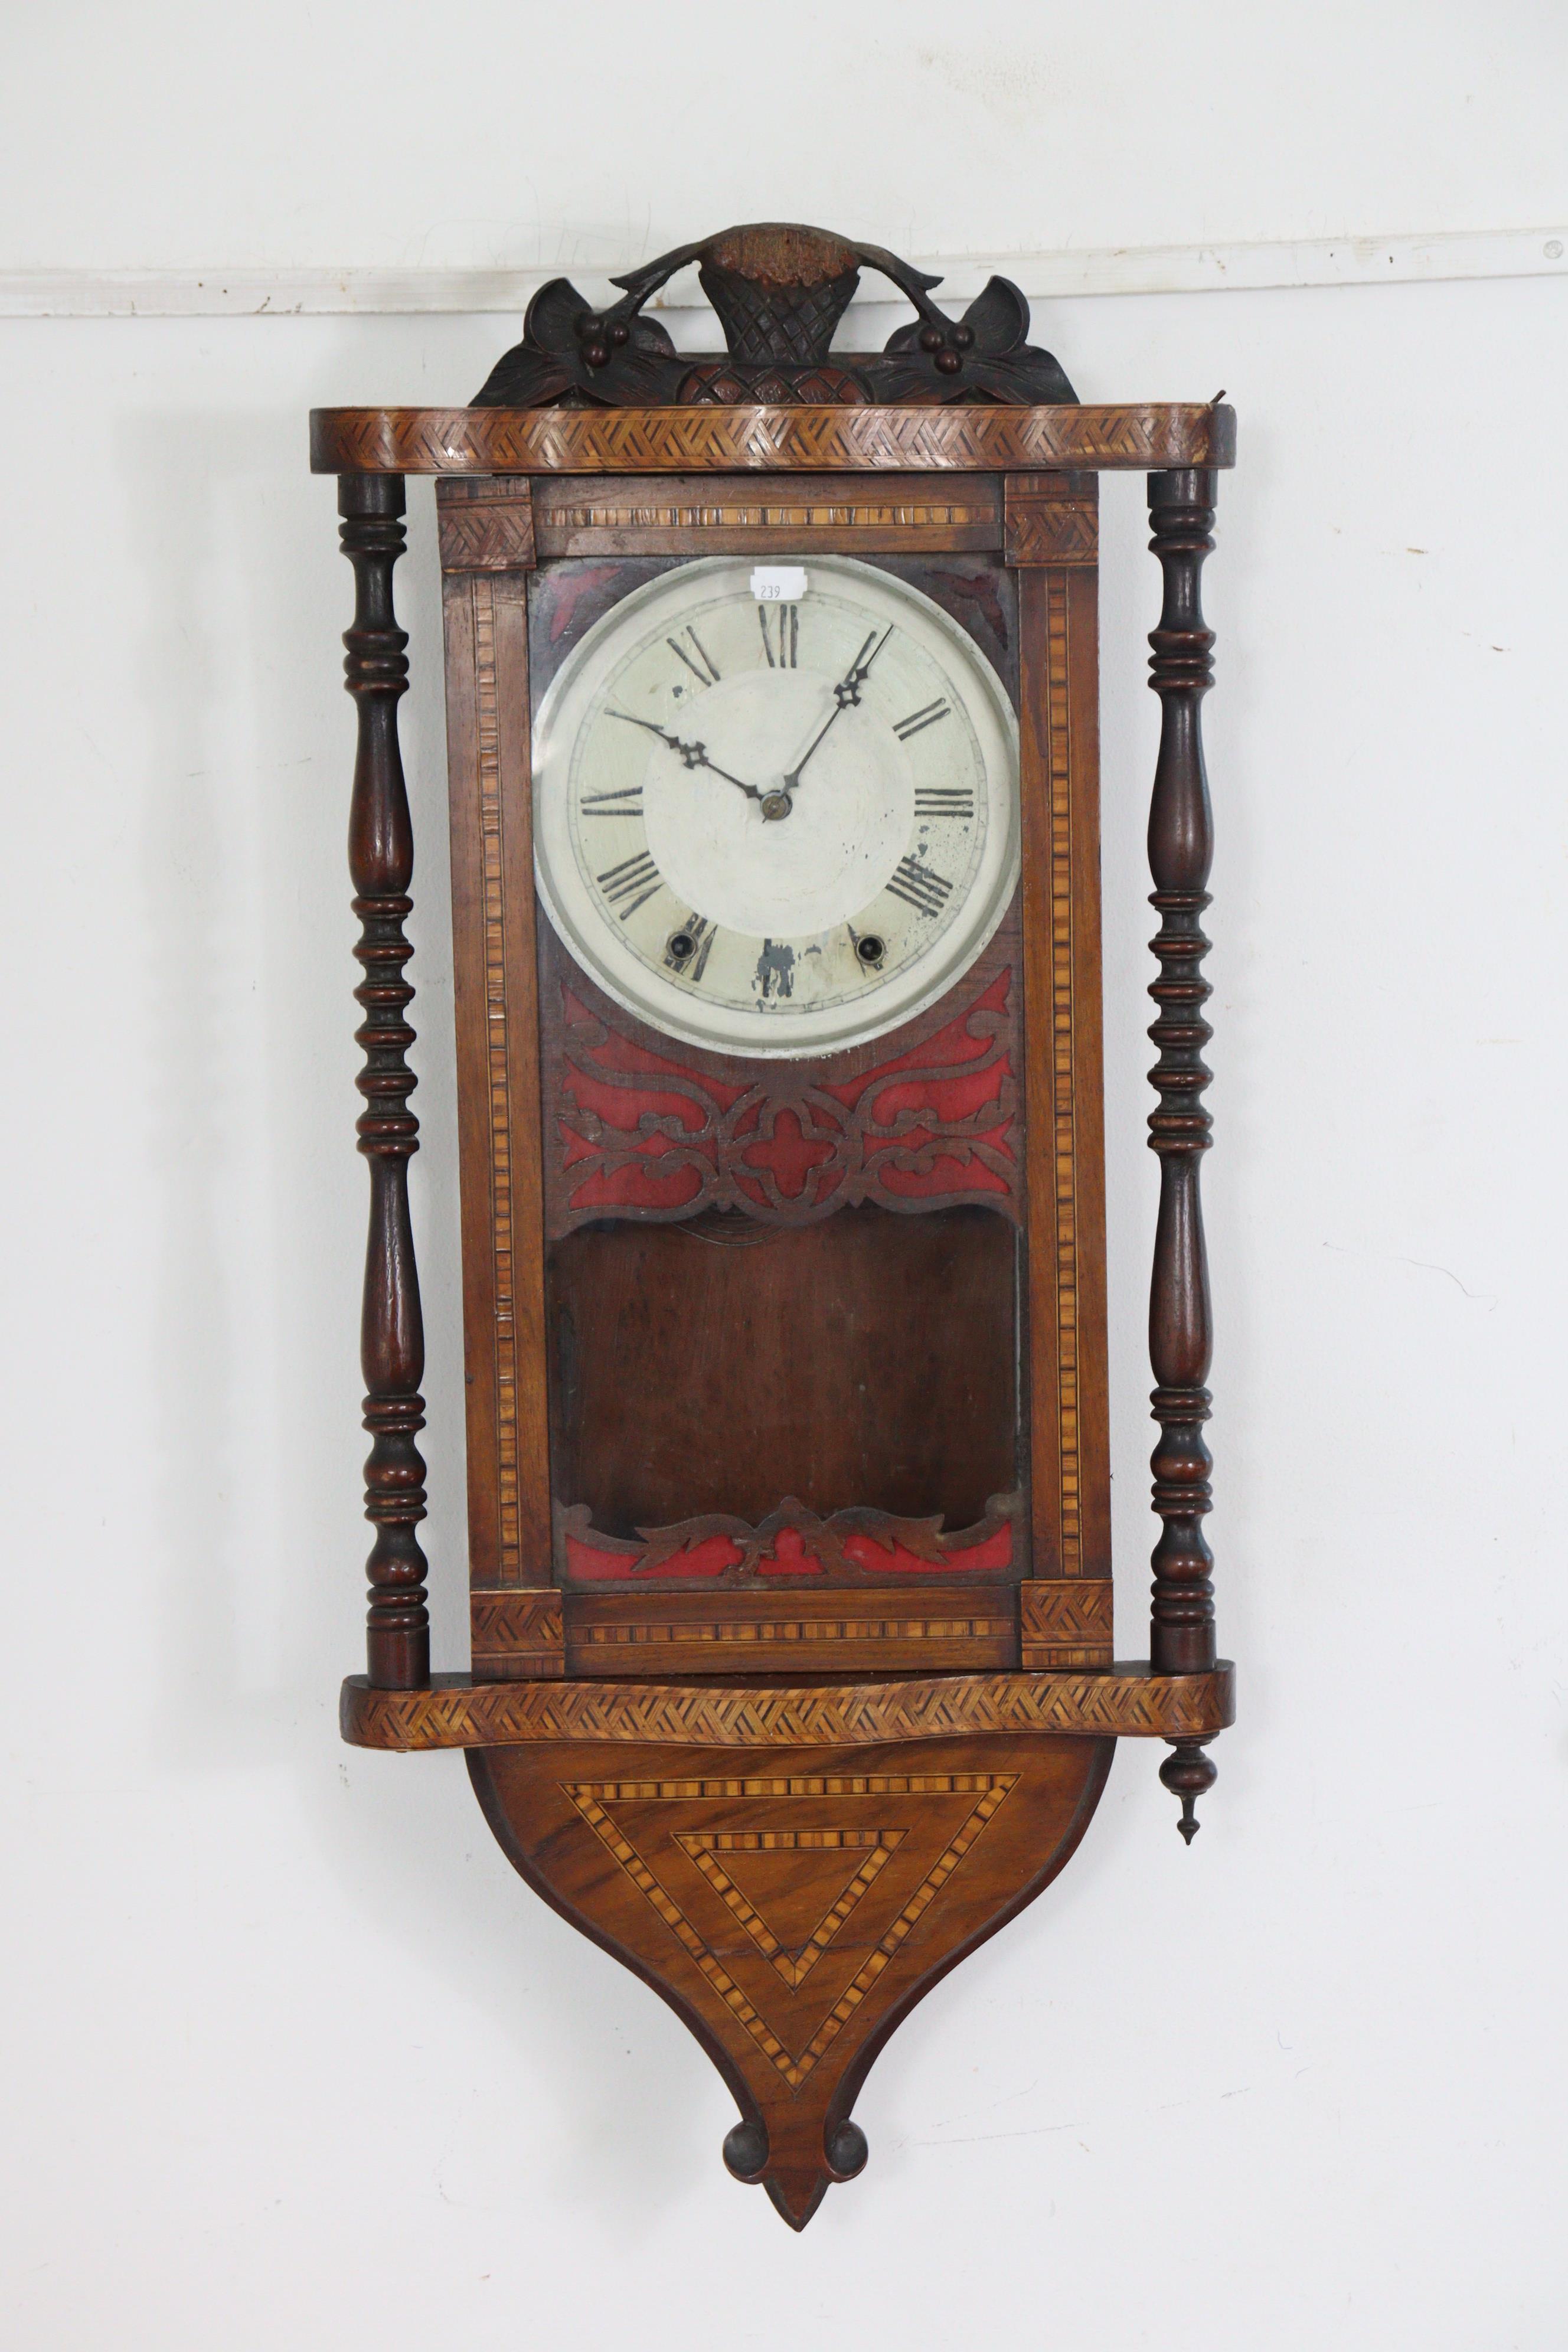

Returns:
312,222,1237,2228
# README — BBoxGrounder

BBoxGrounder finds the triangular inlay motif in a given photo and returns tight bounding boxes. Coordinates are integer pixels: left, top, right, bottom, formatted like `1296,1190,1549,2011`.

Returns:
674,1827,905,1988
560,1773,1017,2088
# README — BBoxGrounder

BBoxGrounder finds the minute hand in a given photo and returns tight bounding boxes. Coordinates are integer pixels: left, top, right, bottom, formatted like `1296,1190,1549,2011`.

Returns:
781,626,893,792
607,710,762,801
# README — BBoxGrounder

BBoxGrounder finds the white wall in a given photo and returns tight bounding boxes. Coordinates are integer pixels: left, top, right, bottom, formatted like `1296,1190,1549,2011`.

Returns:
3,9,1566,2348
7,0,1567,268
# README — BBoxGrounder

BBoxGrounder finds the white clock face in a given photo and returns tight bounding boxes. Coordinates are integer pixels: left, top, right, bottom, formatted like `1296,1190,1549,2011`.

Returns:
532,554,1018,1057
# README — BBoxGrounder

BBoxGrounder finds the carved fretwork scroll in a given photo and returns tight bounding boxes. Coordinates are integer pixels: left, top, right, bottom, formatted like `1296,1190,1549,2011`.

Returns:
545,957,1021,1234
556,1491,1021,1586
1145,466,1220,1837
338,475,429,1690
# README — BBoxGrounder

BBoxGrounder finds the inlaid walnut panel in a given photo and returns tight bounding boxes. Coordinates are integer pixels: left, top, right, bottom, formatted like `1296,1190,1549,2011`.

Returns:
443,570,553,1588
467,1732,1113,2224
1019,1577,1114,1667
531,472,1002,556
563,1586,1018,1676
437,478,537,571
469,1587,564,1679
1004,473,1100,567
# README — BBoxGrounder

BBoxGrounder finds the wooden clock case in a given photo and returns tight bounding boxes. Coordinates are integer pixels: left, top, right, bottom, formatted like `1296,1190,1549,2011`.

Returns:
315,224,1236,2227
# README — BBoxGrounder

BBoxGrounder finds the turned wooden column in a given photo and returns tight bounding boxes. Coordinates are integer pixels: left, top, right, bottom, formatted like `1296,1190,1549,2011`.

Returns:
1145,466,1218,1837
338,473,430,1690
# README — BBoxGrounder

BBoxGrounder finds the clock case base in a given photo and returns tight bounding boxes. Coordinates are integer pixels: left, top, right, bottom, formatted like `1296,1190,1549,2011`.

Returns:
344,1665,1233,2227
473,1729,1113,2230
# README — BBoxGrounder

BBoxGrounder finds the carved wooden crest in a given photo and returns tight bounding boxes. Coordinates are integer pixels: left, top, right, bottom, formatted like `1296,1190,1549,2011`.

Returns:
471,220,1078,410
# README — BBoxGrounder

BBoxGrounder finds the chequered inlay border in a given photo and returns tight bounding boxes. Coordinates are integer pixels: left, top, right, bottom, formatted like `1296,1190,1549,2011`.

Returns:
562,1774,1015,2087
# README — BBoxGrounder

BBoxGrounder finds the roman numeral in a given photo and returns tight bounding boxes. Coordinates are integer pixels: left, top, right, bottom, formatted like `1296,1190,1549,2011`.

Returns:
580,785,644,815
885,856,954,919
894,698,950,741
668,626,721,686
757,604,799,667
914,788,975,818
596,850,662,919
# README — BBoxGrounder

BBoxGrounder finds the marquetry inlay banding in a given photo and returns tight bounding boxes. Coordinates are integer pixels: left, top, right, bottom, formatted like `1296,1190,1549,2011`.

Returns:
1019,1577,1113,1667
544,496,989,531
573,1615,1014,1648
471,582,522,1582
531,476,1001,555
563,1773,1015,2086
438,481,536,572
311,402,1238,478
1046,573,1083,1574
560,1773,1012,1798
470,1587,564,1676
341,1666,1237,1750
1003,476,1099,567
676,1827,904,1988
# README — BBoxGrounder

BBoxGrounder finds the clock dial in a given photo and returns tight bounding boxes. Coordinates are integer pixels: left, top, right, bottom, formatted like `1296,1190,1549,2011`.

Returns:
533,555,1018,1056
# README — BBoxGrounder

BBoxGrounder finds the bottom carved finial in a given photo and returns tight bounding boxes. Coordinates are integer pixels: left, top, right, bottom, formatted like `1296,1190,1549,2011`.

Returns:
1160,1740,1217,1844
724,2113,868,2228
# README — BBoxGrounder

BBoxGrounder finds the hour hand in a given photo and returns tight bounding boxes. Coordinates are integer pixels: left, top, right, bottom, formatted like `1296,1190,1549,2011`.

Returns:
607,710,762,801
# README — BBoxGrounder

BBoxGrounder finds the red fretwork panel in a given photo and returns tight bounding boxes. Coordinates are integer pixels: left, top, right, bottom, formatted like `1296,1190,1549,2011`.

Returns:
541,922,1022,1236
555,1492,1020,1587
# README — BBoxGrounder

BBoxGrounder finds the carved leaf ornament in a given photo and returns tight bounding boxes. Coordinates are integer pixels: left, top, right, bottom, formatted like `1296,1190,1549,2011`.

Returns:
473,223,1077,410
